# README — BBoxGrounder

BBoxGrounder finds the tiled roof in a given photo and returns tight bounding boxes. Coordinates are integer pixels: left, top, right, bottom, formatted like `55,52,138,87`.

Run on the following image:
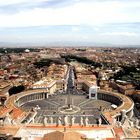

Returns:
43,131,86,140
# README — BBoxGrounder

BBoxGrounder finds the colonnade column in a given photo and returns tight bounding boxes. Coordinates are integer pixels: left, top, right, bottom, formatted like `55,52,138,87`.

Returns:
127,110,133,118
15,92,49,107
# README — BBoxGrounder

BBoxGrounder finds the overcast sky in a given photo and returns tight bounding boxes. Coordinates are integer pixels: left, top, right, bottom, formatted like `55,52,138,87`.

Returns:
0,0,140,46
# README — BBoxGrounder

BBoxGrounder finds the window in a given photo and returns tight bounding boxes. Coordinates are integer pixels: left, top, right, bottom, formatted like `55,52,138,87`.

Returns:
91,93,95,97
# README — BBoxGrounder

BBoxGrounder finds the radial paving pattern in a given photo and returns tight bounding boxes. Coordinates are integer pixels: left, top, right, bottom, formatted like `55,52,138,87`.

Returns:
21,67,112,125
21,93,112,124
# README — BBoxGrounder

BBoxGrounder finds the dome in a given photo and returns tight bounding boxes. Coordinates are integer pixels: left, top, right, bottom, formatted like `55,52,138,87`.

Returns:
43,131,86,140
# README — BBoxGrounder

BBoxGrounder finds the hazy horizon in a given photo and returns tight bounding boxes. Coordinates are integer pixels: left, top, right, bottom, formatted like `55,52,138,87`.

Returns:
0,0,140,46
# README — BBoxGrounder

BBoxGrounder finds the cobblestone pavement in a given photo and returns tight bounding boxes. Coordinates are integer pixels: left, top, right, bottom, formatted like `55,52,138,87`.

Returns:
21,94,112,124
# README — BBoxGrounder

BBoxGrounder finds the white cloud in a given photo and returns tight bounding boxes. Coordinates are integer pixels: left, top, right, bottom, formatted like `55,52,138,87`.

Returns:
0,0,140,27
72,27,80,31
82,35,89,40
0,0,29,6
94,27,99,31
101,32,137,37
0,0,46,6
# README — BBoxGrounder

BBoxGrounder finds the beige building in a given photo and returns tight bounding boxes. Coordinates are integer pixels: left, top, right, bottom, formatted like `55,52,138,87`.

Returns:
30,64,68,95
110,81,135,95
74,64,97,94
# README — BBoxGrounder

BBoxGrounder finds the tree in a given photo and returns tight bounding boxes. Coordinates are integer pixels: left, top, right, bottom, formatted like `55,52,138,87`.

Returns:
61,55,102,68
8,85,25,96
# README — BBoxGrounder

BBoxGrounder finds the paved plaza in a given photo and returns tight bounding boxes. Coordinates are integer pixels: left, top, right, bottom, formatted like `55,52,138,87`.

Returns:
21,67,112,125
21,93,112,125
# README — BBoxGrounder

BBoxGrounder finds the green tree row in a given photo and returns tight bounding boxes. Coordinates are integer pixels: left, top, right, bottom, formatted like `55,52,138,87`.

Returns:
0,48,39,54
34,58,65,68
34,59,52,68
8,85,25,96
61,55,102,68
110,66,139,80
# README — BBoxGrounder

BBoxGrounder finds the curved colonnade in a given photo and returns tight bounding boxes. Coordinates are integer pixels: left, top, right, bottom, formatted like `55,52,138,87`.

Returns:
4,89,48,116
14,90,48,107
5,89,134,124
98,90,134,119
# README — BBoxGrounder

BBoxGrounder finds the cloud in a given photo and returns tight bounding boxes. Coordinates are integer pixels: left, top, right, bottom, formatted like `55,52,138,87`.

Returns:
94,27,99,31
0,0,140,45
101,32,137,37
0,0,28,6
71,27,80,31
0,0,83,14
0,0,140,27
